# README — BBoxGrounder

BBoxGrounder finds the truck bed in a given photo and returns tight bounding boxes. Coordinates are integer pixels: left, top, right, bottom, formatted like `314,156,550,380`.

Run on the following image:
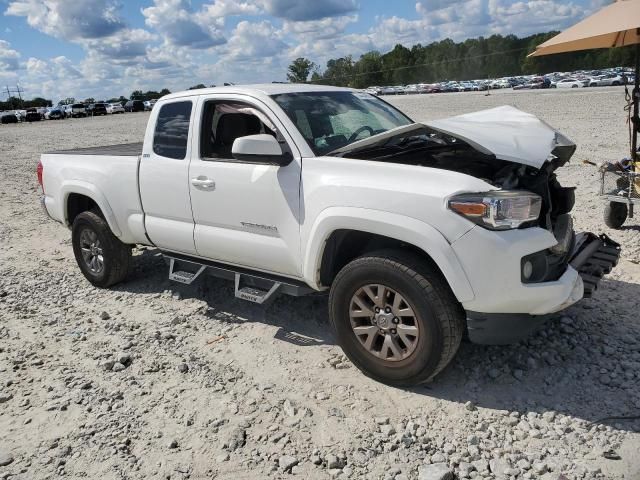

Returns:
47,142,143,157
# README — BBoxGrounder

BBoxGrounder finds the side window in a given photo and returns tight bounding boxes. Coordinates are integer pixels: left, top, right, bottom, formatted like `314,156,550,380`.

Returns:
153,101,192,160
200,101,277,160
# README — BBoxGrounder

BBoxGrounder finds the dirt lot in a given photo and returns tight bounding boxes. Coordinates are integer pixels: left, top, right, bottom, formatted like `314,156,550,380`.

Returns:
1,87,639,480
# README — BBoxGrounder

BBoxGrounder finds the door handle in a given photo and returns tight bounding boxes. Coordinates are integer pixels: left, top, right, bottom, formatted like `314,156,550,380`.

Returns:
191,177,216,189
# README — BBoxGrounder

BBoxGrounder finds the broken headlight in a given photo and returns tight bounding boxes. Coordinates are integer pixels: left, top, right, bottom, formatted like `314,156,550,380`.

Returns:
448,191,542,230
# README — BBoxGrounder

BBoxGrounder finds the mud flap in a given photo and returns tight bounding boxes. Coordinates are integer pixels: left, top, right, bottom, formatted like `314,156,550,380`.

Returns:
570,233,621,298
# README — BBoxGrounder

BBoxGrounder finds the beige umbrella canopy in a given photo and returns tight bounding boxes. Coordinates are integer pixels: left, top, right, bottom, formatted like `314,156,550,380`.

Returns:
528,0,640,160
528,0,640,56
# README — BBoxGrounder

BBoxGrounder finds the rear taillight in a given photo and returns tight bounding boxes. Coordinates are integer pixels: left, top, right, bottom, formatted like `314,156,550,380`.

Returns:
37,160,44,193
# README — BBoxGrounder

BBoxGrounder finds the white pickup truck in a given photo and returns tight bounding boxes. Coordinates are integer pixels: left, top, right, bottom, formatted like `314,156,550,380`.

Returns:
38,84,620,386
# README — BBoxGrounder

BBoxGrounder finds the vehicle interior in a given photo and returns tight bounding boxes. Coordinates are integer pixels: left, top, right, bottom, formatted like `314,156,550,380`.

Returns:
200,102,277,159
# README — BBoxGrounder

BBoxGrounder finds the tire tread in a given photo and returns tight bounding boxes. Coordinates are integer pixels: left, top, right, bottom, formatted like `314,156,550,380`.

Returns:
72,211,131,287
329,249,465,385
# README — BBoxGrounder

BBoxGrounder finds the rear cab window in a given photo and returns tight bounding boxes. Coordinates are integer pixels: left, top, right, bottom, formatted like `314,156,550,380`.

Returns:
153,101,193,160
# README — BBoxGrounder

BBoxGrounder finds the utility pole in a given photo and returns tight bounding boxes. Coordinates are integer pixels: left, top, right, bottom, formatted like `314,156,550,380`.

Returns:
4,84,24,109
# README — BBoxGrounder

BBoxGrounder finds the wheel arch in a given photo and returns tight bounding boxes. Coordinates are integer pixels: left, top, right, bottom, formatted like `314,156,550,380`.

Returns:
62,181,122,237
303,207,475,303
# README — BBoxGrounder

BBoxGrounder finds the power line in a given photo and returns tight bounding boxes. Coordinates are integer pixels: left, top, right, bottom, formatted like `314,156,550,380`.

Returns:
3,85,25,108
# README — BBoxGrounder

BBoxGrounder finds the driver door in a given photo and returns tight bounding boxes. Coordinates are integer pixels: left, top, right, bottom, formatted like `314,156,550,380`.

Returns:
188,95,303,277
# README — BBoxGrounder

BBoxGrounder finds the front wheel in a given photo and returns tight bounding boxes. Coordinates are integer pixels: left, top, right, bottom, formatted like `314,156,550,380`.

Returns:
328,250,464,386
604,202,627,229
72,211,132,287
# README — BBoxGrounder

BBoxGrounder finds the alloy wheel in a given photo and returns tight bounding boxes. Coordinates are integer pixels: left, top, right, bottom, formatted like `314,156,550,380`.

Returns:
349,284,420,362
79,228,104,274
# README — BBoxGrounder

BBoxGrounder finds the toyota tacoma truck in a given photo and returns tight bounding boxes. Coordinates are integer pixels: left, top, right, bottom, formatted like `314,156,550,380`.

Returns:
38,84,620,386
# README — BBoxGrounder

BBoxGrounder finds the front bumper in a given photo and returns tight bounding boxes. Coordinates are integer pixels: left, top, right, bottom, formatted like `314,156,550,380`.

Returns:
569,233,621,298
453,227,620,344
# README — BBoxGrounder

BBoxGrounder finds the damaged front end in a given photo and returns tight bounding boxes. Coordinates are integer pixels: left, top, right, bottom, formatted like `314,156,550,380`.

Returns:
339,105,620,300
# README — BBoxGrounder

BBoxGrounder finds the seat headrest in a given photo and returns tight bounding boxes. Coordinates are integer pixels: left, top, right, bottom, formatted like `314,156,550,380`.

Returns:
216,113,261,146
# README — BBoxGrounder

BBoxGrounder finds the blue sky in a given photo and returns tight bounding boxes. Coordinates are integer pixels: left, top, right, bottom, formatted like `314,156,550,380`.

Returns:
0,0,606,101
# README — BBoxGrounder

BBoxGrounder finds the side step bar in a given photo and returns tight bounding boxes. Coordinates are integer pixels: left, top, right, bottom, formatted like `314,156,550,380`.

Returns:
570,233,621,298
169,258,206,285
164,253,315,304
235,274,281,305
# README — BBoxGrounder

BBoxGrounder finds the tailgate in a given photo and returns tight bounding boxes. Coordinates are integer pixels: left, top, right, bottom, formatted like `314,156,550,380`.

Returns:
570,233,621,298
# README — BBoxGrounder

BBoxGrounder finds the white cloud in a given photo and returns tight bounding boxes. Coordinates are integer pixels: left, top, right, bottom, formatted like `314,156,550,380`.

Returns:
6,0,125,40
283,15,357,40
0,39,20,71
142,0,226,49
489,0,583,36
415,0,583,39
84,28,156,62
203,0,262,18
224,20,288,61
263,0,358,21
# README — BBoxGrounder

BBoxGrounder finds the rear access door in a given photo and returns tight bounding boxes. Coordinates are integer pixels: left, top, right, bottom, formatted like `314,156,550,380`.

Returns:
139,99,198,255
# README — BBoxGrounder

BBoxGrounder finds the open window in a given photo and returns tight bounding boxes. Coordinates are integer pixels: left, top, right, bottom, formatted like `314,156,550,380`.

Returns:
200,101,279,160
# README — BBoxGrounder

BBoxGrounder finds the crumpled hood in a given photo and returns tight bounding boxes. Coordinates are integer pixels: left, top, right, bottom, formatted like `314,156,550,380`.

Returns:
424,105,575,169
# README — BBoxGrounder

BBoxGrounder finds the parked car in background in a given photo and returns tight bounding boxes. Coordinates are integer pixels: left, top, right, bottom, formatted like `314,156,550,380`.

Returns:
404,84,420,94
45,107,66,120
143,100,157,111
555,78,584,89
107,103,125,114
0,111,19,124
25,108,43,122
589,74,624,87
87,103,108,116
69,104,87,118
125,100,145,112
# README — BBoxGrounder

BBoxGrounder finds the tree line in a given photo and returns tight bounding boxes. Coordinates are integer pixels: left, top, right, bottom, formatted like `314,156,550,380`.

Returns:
288,31,637,87
1,89,175,111
0,96,52,110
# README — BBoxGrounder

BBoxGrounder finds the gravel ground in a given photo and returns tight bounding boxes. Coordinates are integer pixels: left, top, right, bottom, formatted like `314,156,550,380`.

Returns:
1,87,639,480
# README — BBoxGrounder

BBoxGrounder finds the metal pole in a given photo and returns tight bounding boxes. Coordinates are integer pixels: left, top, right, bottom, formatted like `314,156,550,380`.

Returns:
632,38,639,162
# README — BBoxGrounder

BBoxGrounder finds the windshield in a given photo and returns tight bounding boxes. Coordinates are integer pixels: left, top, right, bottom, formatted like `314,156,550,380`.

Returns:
271,91,413,156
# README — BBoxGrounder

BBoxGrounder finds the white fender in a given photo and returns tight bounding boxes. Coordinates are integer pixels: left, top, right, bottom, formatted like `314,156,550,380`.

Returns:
60,180,122,237
302,207,475,302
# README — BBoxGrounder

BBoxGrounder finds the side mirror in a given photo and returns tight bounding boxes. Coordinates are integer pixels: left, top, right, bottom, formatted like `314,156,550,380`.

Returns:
232,134,292,166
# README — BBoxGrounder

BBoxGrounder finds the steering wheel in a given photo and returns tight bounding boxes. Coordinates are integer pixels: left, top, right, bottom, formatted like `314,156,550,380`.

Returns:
348,126,375,143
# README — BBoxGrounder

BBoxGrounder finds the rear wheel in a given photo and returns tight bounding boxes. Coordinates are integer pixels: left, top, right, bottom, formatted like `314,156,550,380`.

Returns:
604,202,627,229
328,250,464,386
72,211,131,287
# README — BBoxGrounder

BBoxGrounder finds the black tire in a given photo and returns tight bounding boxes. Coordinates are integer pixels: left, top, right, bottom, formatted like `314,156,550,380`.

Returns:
328,250,465,386
72,211,131,287
604,202,627,229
